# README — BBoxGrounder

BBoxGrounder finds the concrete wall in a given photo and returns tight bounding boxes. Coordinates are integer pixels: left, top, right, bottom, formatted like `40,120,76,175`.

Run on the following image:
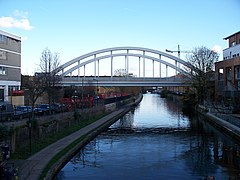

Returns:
8,96,24,106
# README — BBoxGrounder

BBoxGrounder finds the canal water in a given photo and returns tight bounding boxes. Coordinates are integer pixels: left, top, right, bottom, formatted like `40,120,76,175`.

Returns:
56,94,240,179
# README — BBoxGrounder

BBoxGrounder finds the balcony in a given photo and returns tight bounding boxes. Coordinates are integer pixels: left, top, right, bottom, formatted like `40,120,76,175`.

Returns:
223,44,240,60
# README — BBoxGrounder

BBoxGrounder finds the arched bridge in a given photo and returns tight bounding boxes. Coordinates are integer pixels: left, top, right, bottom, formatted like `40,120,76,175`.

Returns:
56,47,193,87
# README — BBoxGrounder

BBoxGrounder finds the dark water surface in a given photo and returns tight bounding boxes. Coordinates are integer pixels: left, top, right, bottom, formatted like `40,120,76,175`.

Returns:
56,94,240,179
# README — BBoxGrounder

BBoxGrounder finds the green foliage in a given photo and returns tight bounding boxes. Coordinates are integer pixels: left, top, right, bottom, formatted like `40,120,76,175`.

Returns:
160,89,169,98
0,125,10,140
73,110,81,120
182,91,197,114
11,111,108,159
42,120,56,128
40,134,87,179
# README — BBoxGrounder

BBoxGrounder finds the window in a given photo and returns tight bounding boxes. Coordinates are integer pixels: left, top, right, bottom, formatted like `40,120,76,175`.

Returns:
236,66,240,79
0,66,6,75
226,67,232,80
0,35,7,44
218,68,224,80
0,51,7,60
8,86,19,91
0,105,6,111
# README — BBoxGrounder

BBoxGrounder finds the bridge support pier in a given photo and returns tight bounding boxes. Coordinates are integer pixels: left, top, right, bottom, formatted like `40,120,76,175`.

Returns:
159,54,161,78
111,51,113,79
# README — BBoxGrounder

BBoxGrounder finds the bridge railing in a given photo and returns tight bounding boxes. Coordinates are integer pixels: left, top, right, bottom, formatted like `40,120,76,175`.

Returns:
62,76,185,82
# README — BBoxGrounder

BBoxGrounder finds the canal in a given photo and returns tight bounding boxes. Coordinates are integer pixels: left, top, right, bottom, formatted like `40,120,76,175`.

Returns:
56,93,240,179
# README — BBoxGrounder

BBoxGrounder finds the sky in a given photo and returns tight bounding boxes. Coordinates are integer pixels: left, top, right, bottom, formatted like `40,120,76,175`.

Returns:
0,0,240,76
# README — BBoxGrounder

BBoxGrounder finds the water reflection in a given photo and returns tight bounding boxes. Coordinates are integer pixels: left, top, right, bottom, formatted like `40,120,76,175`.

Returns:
56,94,240,179
114,93,190,129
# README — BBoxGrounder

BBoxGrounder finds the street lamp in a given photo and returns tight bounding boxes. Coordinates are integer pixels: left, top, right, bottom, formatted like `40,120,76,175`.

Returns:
81,77,84,109
73,90,77,110
93,78,99,106
26,118,32,153
93,78,98,95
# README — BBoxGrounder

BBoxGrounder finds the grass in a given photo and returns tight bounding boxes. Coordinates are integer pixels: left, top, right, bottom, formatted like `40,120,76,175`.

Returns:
11,112,108,159
40,134,88,179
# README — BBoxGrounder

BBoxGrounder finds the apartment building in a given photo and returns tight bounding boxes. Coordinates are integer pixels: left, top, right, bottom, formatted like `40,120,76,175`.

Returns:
0,30,21,102
215,31,240,101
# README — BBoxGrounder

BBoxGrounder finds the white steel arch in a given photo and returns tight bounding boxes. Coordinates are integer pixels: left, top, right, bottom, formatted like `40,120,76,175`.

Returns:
56,47,193,77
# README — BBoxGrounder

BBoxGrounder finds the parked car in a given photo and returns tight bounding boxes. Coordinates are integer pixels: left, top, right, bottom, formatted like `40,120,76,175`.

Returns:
34,104,50,115
60,104,68,112
0,102,14,121
13,106,32,120
50,103,68,113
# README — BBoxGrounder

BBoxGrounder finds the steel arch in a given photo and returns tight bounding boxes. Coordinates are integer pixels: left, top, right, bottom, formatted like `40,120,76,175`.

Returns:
56,47,193,76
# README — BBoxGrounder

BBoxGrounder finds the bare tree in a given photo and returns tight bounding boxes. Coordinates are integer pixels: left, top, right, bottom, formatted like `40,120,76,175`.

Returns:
22,75,46,117
114,69,127,77
39,48,61,107
185,46,219,104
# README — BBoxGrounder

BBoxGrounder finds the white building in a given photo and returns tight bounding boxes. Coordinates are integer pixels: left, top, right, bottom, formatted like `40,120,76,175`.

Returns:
0,30,21,102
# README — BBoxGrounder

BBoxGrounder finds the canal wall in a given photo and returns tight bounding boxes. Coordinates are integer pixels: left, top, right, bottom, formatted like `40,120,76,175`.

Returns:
2,95,135,154
45,94,143,180
161,92,240,143
197,105,240,144
165,93,240,144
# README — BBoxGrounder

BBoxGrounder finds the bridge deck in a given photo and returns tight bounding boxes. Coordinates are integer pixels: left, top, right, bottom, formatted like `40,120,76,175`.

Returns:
61,76,190,87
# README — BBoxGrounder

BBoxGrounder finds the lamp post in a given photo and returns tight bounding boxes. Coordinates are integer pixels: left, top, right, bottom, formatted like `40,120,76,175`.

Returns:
81,77,84,109
74,90,77,110
93,78,98,95
26,114,32,154
93,78,99,106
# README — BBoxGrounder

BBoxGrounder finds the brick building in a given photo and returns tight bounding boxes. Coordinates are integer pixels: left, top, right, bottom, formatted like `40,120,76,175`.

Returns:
215,31,240,102
0,30,21,102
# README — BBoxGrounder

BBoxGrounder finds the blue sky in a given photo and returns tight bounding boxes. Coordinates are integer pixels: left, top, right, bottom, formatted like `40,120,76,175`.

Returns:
0,0,240,76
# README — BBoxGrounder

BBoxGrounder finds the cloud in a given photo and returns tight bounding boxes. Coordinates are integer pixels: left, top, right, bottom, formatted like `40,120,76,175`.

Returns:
0,10,33,30
21,36,28,41
212,45,222,53
13,10,29,19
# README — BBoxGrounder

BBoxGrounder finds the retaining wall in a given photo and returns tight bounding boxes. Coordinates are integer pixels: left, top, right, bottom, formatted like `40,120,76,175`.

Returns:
197,105,240,144
46,94,143,179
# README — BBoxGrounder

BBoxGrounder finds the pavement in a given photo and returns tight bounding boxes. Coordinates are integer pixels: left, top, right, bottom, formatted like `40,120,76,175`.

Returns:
12,96,142,180
205,112,240,140
15,108,127,180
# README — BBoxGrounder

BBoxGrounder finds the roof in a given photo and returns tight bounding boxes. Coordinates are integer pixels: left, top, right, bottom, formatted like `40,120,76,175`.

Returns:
0,29,21,41
223,31,240,40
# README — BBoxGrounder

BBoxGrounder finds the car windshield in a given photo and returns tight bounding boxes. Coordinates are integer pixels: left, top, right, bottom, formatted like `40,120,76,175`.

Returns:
16,106,26,111
38,104,49,108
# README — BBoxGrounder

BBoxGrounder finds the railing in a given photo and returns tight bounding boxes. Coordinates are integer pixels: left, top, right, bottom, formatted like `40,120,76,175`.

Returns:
223,44,240,60
62,76,183,81
60,76,189,87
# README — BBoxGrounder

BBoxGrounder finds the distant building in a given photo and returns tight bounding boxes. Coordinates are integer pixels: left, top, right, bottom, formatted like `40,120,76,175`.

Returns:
0,30,21,102
215,31,240,101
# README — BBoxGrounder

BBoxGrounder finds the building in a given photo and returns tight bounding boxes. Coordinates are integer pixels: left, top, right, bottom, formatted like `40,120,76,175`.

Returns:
215,31,240,102
0,30,21,102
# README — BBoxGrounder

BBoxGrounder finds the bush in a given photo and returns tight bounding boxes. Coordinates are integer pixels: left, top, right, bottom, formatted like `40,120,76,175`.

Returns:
160,90,169,98
73,111,81,120
0,125,10,140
